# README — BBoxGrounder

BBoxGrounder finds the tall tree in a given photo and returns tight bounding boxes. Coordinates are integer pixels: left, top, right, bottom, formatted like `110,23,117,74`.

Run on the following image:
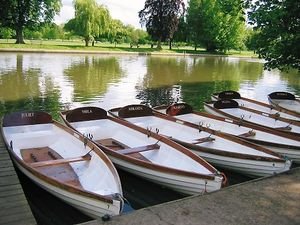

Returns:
247,0,300,71
187,0,245,52
0,0,61,44
139,0,185,50
65,0,110,46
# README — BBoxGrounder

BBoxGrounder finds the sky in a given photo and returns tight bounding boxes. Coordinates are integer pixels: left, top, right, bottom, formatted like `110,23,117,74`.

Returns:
54,0,188,29
54,0,147,29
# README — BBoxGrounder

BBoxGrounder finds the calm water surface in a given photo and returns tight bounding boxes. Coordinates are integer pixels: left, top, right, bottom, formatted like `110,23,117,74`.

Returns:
0,53,299,224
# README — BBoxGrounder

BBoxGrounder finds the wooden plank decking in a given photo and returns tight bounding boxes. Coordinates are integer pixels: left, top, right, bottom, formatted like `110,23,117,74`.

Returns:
0,132,36,225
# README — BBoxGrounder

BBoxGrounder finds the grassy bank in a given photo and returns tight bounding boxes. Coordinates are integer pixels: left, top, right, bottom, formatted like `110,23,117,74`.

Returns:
0,39,256,57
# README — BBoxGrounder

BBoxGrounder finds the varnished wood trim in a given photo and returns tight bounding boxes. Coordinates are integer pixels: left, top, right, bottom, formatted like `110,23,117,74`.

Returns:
152,110,285,161
204,102,300,141
30,153,91,168
1,119,122,204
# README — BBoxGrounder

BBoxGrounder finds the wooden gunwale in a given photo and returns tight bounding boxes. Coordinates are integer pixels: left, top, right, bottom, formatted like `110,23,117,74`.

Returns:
191,110,300,141
239,105,300,126
60,110,218,180
204,102,300,140
268,97,300,117
154,104,300,151
152,111,285,162
0,119,119,204
213,92,300,123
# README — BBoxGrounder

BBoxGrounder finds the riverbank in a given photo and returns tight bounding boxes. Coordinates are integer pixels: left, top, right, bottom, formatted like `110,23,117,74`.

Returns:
81,167,300,225
0,39,257,58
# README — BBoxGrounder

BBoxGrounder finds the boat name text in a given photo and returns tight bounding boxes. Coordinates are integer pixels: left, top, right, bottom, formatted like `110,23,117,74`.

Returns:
21,112,34,118
128,106,144,111
81,109,93,114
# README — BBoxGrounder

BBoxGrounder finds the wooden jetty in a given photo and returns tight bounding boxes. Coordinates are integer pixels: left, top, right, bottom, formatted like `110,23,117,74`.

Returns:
81,167,300,225
0,132,36,225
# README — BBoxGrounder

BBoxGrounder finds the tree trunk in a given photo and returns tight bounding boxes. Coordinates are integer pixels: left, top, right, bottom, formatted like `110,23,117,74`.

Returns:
157,39,162,50
84,37,89,46
15,26,25,44
169,39,172,50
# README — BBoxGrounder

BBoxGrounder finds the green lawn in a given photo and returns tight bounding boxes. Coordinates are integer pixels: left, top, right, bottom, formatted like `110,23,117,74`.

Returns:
0,39,257,57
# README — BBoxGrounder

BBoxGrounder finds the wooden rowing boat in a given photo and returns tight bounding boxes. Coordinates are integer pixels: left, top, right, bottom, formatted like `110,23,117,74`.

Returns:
109,104,292,177
204,99,300,138
268,92,300,116
211,90,300,124
60,106,224,195
154,103,300,163
1,111,123,219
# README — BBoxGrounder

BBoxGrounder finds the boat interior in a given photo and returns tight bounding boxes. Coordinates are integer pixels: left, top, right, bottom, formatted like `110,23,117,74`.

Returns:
21,147,82,187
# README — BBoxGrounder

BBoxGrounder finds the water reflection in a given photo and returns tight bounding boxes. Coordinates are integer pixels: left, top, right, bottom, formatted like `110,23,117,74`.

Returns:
0,53,299,117
64,56,123,103
0,52,299,224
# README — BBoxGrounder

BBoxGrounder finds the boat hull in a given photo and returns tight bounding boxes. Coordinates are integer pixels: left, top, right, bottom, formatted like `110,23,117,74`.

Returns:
182,146,291,177
108,155,222,195
110,104,292,177
13,159,121,219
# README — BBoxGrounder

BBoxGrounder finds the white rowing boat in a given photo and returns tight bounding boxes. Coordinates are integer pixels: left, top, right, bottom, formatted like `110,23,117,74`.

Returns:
154,103,300,163
60,106,224,195
109,104,292,177
212,90,300,123
1,111,123,219
204,99,300,138
268,91,300,116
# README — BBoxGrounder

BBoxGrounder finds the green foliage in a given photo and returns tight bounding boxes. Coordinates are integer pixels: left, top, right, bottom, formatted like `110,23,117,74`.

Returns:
187,0,246,52
139,0,185,49
65,0,111,46
0,27,15,39
247,0,300,71
0,0,62,43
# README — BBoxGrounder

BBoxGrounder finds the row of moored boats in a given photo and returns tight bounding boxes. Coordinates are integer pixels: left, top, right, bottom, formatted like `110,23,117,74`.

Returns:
1,91,299,219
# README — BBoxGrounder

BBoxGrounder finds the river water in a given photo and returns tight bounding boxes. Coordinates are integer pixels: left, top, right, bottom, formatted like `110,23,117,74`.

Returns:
0,53,299,224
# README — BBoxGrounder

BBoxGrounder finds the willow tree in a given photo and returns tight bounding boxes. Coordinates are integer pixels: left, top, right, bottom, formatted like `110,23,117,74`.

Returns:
66,0,110,46
0,0,61,44
139,0,185,50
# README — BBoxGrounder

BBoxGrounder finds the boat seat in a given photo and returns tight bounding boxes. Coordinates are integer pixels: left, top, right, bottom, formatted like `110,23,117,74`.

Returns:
117,143,160,155
95,138,158,162
193,136,215,144
238,130,256,138
30,153,91,168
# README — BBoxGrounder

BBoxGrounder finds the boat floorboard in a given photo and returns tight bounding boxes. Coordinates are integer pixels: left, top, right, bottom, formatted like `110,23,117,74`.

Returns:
0,130,36,225
21,147,82,187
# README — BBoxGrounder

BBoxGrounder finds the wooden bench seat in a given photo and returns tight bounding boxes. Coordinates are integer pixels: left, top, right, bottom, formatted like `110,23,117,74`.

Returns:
30,153,91,168
193,136,215,144
117,143,160,155
238,130,256,138
95,138,159,162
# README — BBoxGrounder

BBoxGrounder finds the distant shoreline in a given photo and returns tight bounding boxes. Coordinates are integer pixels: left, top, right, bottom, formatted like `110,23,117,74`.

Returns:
0,48,258,59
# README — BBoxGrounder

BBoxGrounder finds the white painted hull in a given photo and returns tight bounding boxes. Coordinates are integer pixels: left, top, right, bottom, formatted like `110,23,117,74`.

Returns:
14,160,121,219
269,99,300,114
211,95,300,121
187,150,291,177
204,104,300,135
1,111,123,219
109,155,222,195
117,111,291,177
61,107,224,195
173,113,300,163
